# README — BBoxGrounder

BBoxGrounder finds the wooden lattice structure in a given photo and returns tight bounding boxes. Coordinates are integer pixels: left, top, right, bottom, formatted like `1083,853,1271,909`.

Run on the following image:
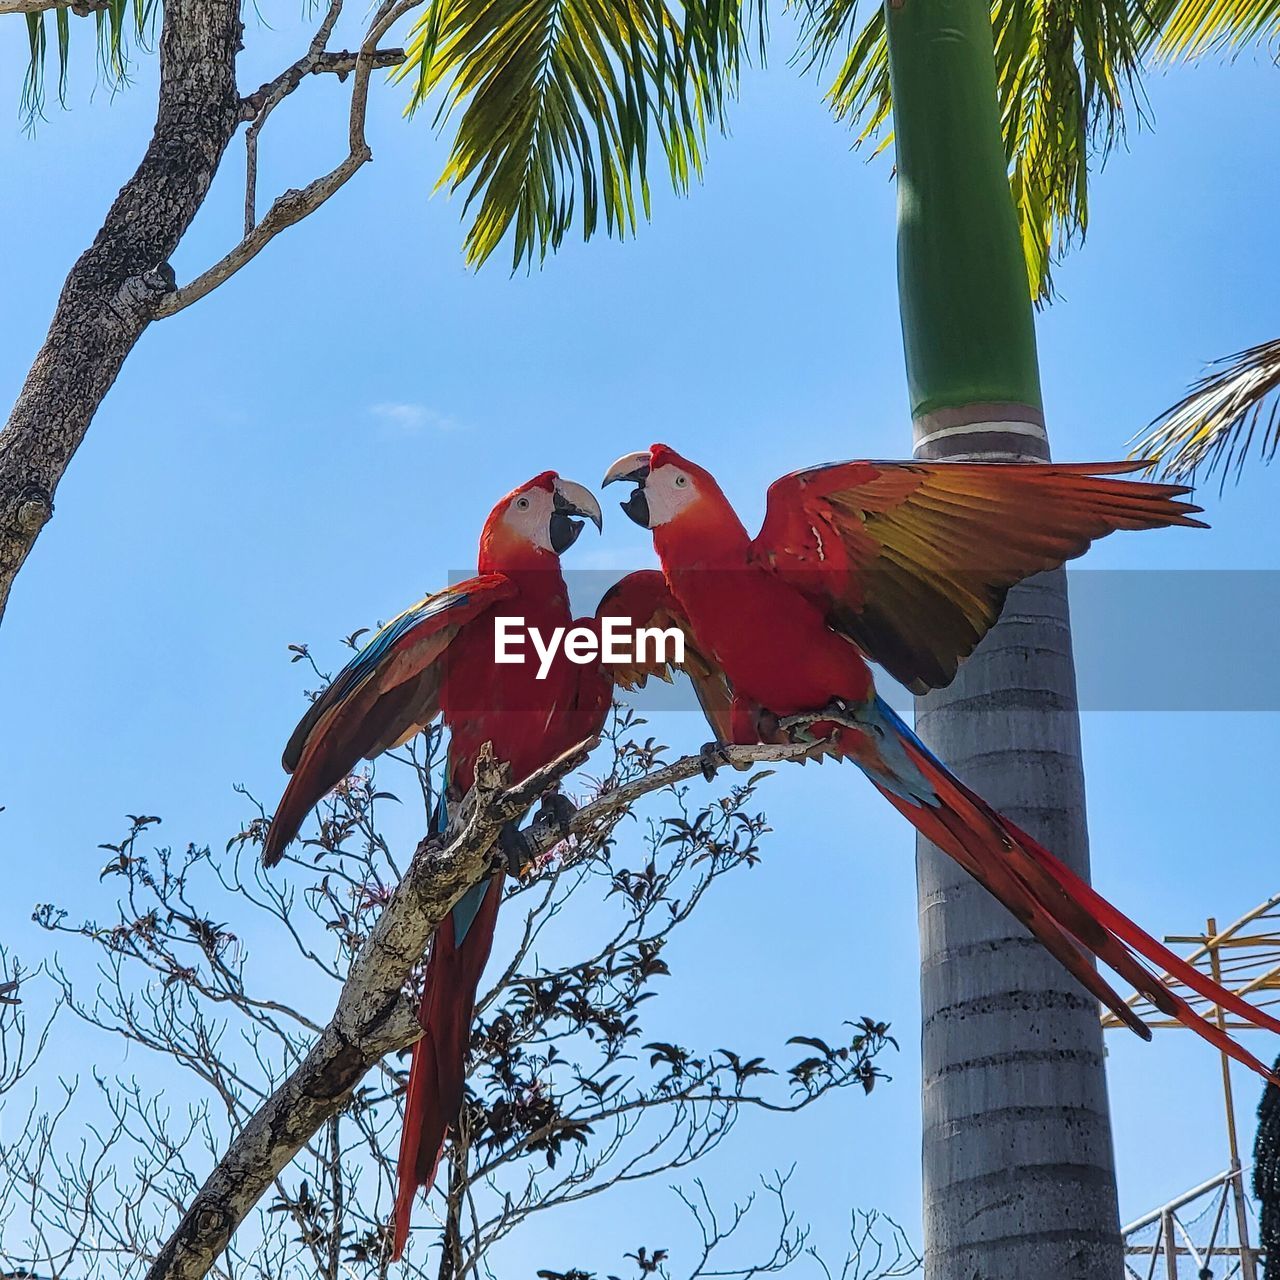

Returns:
1102,894,1280,1279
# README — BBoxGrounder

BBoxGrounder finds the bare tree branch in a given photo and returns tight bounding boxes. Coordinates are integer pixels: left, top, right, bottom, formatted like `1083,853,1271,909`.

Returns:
0,0,243,623
0,0,108,14
136,731,821,1280
242,49,408,122
154,0,416,319
0,0,411,625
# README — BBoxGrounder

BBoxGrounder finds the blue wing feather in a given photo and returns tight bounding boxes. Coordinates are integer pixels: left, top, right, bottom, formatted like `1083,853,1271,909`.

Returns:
282,574,512,773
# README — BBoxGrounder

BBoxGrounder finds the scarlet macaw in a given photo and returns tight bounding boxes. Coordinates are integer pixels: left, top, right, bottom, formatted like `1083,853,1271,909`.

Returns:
261,472,722,1258
603,444,1280,1078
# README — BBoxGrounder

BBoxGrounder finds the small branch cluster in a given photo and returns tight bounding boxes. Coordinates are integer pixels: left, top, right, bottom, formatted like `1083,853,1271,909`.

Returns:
155,0,412,318
1,665,902,1280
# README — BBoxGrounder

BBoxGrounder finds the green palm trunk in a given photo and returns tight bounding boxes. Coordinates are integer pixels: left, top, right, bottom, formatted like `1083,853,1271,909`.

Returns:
884,2,1123,1275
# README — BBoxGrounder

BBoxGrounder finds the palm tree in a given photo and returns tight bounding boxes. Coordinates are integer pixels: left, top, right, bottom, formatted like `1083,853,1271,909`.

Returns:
825,5,1134,1274
394,2,1158,1277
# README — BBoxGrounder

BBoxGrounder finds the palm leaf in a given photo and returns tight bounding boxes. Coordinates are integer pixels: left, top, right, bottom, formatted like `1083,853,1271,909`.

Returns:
796,0,1145,302
20,0,159,121
1126,2,1280,485
1133,337,1280,482
1135,0,1280,57
396,0,758,267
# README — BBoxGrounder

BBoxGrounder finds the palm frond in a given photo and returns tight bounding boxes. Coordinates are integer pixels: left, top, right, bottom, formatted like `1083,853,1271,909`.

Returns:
796,0,1146,302
1134,337,1280,482
1135,0,1280,58
19,0,159,121
396,0,759,268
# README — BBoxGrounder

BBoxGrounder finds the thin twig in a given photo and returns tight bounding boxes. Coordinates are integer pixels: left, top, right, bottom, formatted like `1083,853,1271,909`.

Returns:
156,0,414,317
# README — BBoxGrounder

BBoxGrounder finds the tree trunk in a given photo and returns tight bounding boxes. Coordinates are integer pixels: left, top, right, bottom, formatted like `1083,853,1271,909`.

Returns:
0,0,244,624
884,2,1124,1276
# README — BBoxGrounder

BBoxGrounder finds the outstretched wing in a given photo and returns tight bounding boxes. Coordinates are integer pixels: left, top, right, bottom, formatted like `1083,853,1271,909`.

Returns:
595,569,733,741
752,459,1206,693
264,573,515,865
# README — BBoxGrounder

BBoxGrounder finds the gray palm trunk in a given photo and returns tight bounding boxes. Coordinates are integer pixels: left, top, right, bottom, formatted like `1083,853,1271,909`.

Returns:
914,498,1122,1278
882,1,1125,1274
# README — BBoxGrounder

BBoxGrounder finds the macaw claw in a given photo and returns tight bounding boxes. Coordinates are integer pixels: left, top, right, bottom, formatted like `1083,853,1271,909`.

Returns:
536,789,577,837
499,820,536,876
500,793,576,877
699,740,734,782
772,698,868,744
817,697,884,737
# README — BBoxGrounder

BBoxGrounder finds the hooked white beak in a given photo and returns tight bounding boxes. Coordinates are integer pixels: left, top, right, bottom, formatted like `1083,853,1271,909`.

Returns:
553,477,603,531
602,451,652,487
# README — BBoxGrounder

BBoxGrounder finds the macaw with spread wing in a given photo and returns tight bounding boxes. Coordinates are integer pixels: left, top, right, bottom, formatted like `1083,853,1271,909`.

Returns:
603,443,1280,1080
261,472,723,1259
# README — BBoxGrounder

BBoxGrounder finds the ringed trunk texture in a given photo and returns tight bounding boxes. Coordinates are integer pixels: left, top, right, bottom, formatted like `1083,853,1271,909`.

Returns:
884,1,1124,1275
0,0,243,624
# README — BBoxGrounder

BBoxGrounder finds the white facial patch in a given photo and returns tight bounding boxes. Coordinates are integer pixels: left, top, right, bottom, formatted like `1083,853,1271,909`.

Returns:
502,487,557,550
643,467,699,526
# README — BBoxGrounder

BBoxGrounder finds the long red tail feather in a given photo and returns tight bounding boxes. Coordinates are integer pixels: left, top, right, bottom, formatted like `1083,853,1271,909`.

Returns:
391,875,503,1261
1022,834,1280,1036
859,721,1280,1086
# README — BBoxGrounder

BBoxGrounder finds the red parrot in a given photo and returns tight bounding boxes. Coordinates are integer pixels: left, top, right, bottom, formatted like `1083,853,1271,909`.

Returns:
603,443,1280,1079
261,472,721,1259
262,472,615,1258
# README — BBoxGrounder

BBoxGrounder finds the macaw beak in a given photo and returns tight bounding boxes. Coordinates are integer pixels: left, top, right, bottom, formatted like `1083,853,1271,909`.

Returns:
550,477,603,554
601,451,652,529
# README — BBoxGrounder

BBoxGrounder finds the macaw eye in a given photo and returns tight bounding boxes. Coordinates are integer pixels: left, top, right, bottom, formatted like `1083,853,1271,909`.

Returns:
674,475,688,488
516,496,530,510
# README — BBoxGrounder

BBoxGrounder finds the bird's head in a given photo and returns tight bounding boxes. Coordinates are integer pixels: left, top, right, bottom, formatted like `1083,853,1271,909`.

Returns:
601,444,722,529
601,445,735,555
479,471,603,571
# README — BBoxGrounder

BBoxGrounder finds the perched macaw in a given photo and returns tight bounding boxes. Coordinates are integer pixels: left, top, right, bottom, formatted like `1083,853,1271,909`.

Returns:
261,472,720,1259
262,471,614,1258
603,443,1280,1079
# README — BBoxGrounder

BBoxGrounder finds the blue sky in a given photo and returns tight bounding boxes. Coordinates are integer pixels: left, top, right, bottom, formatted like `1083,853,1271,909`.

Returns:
2,9,1279,1273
